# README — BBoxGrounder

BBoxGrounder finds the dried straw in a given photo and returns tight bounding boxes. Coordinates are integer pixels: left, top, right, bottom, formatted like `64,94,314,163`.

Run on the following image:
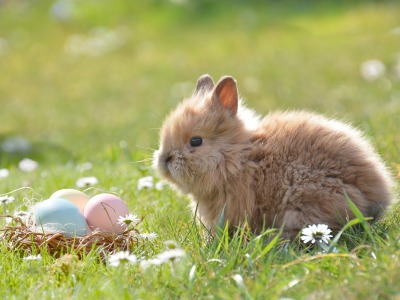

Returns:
1,215,141,259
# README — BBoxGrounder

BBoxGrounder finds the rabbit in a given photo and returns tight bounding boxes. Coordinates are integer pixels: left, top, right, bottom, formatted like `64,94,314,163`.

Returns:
153,74,394,238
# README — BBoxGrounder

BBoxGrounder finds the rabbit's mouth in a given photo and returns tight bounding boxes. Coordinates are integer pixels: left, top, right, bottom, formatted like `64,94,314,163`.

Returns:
155,150,183,181
154,149,196,193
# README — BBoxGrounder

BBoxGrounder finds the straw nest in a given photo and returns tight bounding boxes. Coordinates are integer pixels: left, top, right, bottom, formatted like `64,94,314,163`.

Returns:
1,215,141,259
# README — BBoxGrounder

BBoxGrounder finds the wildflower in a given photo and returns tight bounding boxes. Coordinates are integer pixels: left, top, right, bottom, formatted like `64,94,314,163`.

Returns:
137,176,154,190
157,248,185,263
64,27,124,57
155,181,166,191
24,254,42,261
360,59,386,81
117,214,140,227
76,176,98,188
164,240,179,249
0,168,9,179
18,158,38,172
135,232,157,240
139,258,162,270
13,211,29,222
390,26,400,35
300,224,333,244
77,162,92,172
0,195,14,204
108,251,137,267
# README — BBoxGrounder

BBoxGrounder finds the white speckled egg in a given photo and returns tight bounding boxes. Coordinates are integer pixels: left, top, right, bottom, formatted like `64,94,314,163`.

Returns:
50,189,89,213
84,193,129,234
34,198,88,237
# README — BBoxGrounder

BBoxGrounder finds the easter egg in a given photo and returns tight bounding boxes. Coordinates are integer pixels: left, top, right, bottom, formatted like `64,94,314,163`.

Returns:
84,193,129,234
34,198,88,237
50,189,89,213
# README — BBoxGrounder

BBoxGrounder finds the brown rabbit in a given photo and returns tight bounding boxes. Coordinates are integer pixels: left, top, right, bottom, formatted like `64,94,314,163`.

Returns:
154,74,394,238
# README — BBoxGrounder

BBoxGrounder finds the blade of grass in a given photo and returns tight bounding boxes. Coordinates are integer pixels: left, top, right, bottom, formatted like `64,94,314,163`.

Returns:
254,230,281,262
345,192,376,246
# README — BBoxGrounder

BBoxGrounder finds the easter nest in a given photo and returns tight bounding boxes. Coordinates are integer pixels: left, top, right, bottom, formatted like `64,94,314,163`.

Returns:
1,215,142,259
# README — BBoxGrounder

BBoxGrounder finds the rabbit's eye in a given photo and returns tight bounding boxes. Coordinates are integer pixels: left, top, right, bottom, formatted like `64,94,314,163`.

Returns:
190,137,203,147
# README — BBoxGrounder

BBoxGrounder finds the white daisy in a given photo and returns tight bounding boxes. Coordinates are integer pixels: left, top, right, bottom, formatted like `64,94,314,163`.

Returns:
18,158,38,172
24,254,42,261
300,224,333,244
0,168,9,179
157,248,185,263
77,162,93,172
139,258,162,270
108,251,137,267
360,59,386,81
135,232,157,240
76,176,98,188
137,176,153,190
117,214,140,227
155,181,166,191
164,240,179,249
0,195,14,204
13,210,29,222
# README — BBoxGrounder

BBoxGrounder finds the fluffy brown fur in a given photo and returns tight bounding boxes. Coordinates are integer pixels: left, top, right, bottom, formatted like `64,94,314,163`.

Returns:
154,74,394,238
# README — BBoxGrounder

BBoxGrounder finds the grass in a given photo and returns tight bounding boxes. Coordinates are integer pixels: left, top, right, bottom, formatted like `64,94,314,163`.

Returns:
0,0,400,299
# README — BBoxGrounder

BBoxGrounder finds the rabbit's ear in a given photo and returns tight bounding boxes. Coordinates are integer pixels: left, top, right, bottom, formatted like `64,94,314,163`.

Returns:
194,74,215,95
212,76,238,115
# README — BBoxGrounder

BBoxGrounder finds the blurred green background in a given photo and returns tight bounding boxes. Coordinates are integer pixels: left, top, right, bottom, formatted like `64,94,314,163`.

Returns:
1,3,400,298
0,0,399,173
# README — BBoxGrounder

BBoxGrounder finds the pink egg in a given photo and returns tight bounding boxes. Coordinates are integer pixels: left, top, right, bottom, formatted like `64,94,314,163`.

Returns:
84,193,129,234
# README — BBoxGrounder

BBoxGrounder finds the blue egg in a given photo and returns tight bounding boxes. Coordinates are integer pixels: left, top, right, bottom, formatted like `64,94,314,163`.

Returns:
34,197,88,237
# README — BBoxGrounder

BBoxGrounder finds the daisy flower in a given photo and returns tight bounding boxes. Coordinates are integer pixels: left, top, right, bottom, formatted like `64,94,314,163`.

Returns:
157,248,185,264
155,181,166,191
164,240,179,249
4,216,13,225
139,258,162,270
137,176,153,190
108,251,137,267
77,162,92,172
0,168,9,179
135,232,157,240
18,158,38,172
76,176,98,188
24,254,42,261
0,195,14,204
300,224,333,245
117,214,140,227
360,59,386,81
13,210,29,222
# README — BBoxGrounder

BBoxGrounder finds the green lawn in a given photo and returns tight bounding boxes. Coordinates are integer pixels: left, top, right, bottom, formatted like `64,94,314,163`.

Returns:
1,0,400,299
